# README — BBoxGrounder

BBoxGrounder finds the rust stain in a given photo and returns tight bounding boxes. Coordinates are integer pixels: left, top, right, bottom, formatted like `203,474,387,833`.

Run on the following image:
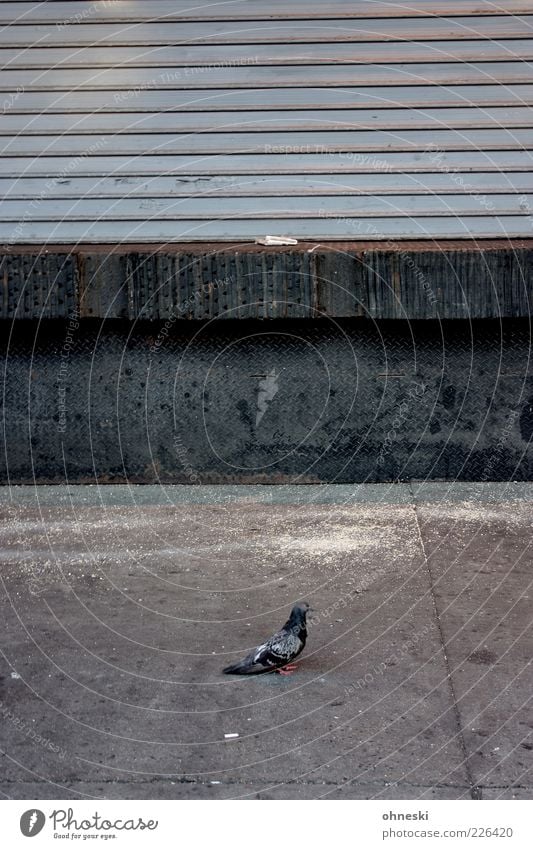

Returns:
4,239,533,256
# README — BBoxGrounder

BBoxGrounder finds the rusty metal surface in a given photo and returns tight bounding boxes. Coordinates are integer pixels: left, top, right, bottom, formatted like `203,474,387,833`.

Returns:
4,239,533,254
0,245,531,320
0,252,77,319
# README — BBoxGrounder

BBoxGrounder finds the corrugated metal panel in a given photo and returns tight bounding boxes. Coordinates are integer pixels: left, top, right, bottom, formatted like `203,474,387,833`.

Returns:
2,151,532,175
4,173,533,198
3,18,533,45
2,107,533,133
5,86,533,111
4,63,533,88
3,194,533,219
2,42,533,67
1,0,533,243
3,219,532,241
3,243,532,320
4,130,533,154
3,2,533,21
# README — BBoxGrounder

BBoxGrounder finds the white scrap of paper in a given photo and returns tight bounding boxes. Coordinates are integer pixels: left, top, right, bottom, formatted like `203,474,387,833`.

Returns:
255,236,298,246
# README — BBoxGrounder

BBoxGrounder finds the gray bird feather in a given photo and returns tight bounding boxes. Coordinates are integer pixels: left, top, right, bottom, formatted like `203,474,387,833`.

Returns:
222,602,310,675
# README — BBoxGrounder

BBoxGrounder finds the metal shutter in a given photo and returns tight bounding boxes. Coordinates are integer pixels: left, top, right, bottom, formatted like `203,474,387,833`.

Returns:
1,0,533,242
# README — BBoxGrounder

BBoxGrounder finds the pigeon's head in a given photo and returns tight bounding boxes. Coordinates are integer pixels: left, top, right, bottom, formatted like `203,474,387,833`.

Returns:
290,601,310,621
286,602,310,636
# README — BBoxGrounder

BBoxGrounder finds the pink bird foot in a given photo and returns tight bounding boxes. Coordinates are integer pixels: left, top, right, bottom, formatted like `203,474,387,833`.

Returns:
276,663,298,675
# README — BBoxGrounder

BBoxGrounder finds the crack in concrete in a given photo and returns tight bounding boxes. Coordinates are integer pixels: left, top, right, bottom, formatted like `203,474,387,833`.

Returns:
409,481,481,801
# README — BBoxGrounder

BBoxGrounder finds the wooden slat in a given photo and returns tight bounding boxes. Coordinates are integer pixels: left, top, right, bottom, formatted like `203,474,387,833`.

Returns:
3,62,533,91
2,172,533,199
0,217,530,242
2,107,532,135
3,2,533,24
2,129,532,156
5,85,533,112
2,18,532,47
2,41,533,69
1,194,530,220
1,151,531,177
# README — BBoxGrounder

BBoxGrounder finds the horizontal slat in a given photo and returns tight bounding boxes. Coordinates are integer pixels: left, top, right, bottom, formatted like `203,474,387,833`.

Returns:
2,107,532,135
2,41,533,68
5,85,533,112
3,62,533,90
1,151,531,177
1,195,530,220
2,129,531,157
3,173,533,199
1,217,530,242
3,2,533,23
2,18,532,46
2,3,532,246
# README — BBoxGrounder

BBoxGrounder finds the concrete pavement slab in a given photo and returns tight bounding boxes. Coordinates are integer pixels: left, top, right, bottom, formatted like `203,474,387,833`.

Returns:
0,488,469,799
414,494,533,797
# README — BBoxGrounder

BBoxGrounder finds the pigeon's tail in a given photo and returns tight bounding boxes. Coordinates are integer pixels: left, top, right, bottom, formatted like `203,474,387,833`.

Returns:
222,659,254,675
222,657,269,675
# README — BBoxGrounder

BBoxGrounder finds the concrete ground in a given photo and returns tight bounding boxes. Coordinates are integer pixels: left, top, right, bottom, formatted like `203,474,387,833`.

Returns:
0,483,531,800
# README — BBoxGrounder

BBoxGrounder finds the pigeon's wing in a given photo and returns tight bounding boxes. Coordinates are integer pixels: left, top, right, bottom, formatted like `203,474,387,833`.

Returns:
252,628,304,670
222,625,305,675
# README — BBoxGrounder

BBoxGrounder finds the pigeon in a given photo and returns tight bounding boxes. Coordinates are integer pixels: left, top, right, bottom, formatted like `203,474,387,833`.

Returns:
222,602,310,675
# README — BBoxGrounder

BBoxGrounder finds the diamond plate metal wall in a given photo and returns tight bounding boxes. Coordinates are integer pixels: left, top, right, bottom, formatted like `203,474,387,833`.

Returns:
1,319,531,483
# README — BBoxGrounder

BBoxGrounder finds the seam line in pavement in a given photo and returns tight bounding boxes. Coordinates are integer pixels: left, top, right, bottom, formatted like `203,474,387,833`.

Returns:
409,481,481,802
1,777,528,789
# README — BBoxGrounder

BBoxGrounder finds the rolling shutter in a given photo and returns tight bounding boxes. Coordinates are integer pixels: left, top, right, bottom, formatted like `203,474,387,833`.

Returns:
1,0,533,242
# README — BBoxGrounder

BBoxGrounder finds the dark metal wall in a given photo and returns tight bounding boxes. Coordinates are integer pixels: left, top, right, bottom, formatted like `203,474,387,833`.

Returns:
1,243,532,321
1,318,531,484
